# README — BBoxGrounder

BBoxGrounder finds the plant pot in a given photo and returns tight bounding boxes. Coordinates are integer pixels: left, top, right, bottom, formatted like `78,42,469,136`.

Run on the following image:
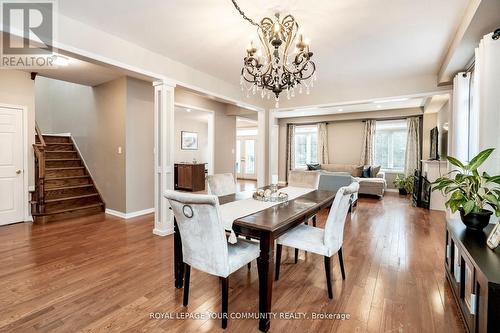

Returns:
458,208,493,231
398,188,407,195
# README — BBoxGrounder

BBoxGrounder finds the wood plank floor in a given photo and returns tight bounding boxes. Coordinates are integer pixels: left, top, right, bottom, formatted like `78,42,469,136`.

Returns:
0,193,465,332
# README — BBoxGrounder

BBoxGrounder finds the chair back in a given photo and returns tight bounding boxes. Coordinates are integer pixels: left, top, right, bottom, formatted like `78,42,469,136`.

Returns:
164,190,230,277
323,182,359,254
207,173,236,196
288,170,320,189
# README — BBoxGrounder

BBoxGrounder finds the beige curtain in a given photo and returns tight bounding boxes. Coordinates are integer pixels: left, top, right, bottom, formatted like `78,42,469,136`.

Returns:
317,122,329,164
404,117,421,176
286,124,296,176
360,120,376,165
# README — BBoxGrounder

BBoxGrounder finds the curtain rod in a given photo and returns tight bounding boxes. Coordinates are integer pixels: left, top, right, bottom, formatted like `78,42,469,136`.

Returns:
462,28,499,76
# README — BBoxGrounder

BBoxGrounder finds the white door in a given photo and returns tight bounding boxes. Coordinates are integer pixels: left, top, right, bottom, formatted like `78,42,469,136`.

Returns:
236,137,257,180
0,107,24,225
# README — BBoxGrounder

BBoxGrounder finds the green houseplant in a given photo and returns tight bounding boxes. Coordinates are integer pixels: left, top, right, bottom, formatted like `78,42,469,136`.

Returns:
393,174,414,195
432,148,500,231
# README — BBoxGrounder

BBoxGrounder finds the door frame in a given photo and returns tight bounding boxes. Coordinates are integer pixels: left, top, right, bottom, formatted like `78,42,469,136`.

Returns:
174,102,215,175
236,135,258,180
0,103,29,223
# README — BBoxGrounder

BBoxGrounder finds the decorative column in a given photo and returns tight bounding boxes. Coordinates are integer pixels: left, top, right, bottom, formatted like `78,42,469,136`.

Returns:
153,80,176,236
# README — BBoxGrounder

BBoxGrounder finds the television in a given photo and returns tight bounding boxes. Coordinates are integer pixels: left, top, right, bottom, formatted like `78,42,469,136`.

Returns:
430,127,439,160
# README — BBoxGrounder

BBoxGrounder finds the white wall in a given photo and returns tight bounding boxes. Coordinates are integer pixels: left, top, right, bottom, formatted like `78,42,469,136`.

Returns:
0,71,35,187
174,111,209,165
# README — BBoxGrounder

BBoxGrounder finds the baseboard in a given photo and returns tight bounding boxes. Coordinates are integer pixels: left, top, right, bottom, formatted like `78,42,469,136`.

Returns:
28,185,34,192
153,227,174,237
385,189,399,193
105,208,155,219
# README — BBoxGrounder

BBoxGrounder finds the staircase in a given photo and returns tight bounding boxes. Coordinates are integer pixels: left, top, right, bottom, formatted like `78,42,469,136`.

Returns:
31,128,105,224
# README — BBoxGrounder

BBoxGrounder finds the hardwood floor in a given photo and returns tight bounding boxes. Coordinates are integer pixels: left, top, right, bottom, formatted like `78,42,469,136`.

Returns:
0,194,464,332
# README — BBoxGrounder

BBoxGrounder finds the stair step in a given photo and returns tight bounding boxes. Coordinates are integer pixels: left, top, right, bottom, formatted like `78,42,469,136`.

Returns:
45,193,99,203
36,203,104,215
44,143,74,151
46,175,90,180
46,167,86,178
41,135,71,143
46,159,80,161
46,167,84,170
45,184,94,191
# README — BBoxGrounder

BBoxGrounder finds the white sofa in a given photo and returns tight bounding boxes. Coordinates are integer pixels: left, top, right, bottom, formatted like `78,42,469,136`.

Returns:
318,164,386,197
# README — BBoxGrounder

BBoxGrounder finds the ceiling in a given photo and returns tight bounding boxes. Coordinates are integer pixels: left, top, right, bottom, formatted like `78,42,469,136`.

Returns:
175,106,211,123
275,96,426,118
58,0,470,98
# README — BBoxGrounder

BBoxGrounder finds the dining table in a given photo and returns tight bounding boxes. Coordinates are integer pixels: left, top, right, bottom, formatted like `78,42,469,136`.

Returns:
172,187,336,332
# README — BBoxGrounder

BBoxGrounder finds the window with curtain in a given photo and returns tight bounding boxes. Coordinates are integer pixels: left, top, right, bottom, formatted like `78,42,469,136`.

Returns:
294,125,318,168
374,120,407,171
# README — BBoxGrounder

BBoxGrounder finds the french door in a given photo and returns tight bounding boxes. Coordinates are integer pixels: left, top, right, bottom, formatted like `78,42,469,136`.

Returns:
236,137,257,180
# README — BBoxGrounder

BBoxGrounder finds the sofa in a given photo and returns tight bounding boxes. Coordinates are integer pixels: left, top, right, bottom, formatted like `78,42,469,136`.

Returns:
319,164,386,197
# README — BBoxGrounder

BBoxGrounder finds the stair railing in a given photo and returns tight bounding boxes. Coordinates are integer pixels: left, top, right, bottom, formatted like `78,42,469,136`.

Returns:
33,122,46,214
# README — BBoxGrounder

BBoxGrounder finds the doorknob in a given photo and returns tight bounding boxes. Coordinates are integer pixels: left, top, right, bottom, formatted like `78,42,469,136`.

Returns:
16,169,22,175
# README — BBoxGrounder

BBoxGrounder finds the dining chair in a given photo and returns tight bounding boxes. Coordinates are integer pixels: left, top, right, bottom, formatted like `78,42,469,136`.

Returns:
207,173,237,196
274,182,359,299
164,190,260,329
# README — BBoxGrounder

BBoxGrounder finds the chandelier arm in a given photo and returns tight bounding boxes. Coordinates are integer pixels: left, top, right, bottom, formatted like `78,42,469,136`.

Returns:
231,0,259,27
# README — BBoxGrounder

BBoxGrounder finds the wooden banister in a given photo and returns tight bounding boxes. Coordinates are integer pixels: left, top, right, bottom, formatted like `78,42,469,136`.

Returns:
35,122,46,147
33,122,46,214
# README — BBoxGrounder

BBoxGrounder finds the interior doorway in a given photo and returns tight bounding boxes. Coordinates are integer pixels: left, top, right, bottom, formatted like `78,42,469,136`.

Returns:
236,117,258,181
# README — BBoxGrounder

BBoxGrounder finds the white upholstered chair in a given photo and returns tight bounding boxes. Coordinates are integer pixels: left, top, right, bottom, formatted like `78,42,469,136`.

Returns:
164,190,260,329
207,173,237,196
288,170,321,232
275,182,359,299
287,170,320,189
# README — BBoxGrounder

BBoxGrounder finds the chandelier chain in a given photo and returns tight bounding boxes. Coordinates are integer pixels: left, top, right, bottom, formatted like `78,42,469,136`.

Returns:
231,0,259,27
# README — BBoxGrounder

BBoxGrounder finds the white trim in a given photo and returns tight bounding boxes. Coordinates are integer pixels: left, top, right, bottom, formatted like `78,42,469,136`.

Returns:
385,189,399,193
105,208,155,219
153,227,174,236
0,103,30,223
42,132,71,137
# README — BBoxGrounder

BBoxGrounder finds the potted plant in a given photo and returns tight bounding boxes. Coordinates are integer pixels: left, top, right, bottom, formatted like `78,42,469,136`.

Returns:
394,174,414,195
432,148,500,231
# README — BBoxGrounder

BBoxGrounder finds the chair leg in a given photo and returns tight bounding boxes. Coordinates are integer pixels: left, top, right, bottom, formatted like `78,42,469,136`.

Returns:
294,248,299,264
338,247,346,280
221,277,229,329
275,244,282,281
183,264,191,306
324,256,333,299
312,215,317,227
246,237,252,270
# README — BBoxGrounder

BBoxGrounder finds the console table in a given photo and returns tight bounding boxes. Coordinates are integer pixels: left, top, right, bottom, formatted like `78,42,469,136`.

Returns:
445,219,500,333
174,163,205,192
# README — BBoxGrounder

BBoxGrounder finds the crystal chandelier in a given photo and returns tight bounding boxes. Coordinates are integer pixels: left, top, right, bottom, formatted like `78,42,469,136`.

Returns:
232,1,317,107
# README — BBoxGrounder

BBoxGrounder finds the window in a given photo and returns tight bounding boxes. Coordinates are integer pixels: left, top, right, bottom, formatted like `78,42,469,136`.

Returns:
374,120,407,171
294,125,318,169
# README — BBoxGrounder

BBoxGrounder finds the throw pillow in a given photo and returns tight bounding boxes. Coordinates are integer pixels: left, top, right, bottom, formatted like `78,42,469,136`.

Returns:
352,165,363,177
362,165,371,178
307,163,321,171
370,165,381,178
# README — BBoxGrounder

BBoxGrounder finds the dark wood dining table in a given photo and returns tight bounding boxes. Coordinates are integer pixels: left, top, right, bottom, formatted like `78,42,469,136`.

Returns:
173,188,336,332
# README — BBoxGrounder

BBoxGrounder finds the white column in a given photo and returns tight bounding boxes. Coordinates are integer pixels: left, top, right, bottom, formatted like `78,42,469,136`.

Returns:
257,109,269,187
268,109,279,183
153,80,176,236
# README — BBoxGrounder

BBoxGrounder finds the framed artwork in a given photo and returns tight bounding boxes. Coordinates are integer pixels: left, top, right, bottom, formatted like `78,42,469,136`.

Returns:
181,131,198,150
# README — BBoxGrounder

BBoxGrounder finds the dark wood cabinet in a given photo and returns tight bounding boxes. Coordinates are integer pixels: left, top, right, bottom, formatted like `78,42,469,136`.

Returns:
174,163,205,192
445,219,500,333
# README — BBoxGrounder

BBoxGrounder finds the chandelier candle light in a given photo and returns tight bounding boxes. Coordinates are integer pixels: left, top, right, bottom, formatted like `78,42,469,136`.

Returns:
232,0,317,107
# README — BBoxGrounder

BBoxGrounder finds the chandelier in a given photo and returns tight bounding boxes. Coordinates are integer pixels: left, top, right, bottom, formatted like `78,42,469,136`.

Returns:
232,0,317,107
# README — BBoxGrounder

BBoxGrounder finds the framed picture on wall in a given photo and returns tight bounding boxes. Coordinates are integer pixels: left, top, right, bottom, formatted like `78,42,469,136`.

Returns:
181,131,198,150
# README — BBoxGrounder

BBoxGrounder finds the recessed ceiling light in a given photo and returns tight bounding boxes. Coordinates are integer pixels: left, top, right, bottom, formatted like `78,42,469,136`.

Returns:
338,108,343,112
186,109,191,112
373,98,409,104
377,105,382,108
